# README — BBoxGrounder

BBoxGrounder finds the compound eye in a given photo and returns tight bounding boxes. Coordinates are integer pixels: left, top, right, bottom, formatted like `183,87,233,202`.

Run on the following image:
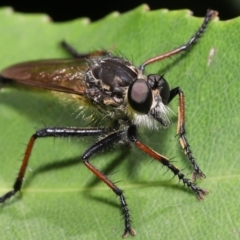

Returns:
158,77,170,104
128,79,152,114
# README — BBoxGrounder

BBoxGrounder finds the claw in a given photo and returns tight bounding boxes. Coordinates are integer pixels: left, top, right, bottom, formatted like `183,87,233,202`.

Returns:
122,227,136,238
196,188,209,201
192,170,206,182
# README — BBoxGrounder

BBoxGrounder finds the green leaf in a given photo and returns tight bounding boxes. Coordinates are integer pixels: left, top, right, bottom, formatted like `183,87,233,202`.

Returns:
0,5,239,240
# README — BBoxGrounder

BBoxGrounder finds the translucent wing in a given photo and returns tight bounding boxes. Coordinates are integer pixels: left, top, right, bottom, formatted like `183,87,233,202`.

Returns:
1,58,89,95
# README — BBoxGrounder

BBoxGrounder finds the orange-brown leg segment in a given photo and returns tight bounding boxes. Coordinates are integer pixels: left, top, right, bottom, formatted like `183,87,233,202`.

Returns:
168,87,205,181
127,125,208,200
0,135,36,202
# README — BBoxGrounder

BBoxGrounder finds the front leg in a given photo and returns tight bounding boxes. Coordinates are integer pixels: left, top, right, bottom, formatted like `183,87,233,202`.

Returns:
168,87,205,181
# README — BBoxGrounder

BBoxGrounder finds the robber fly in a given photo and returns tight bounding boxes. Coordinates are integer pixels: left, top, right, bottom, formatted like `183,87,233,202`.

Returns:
0,10,217,238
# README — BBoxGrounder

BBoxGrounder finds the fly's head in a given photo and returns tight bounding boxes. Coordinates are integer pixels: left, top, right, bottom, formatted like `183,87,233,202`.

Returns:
126,73,171,129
